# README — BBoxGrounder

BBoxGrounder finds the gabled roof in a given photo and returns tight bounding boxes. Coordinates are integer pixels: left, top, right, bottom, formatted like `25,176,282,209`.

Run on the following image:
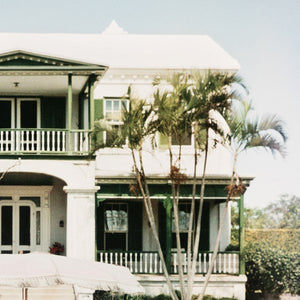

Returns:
0,50,107,76
0,22,240,71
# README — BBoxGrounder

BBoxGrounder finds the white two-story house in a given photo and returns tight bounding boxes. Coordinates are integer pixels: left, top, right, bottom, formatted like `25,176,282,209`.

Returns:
0,21,251,299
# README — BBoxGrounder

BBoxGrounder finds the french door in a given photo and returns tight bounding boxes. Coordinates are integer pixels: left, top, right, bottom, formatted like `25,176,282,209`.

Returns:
0,200,37,254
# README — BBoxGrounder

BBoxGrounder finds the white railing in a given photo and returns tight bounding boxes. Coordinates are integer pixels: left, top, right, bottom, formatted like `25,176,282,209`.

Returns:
97,251,240,275
0,129,91,154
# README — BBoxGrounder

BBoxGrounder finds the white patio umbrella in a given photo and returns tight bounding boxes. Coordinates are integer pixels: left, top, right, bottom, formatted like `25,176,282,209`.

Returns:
0,252,144,295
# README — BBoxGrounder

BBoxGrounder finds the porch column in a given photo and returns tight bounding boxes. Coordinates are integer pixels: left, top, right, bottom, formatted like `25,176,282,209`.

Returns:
88,75,96,130
67,73,73,152
238,195,245,274
63,187,99,261
165,196,172,273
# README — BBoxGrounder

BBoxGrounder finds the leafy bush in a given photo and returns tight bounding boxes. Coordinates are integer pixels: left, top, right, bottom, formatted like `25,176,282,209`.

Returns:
245,243,300,297
245,229,300,253
94,292,237,300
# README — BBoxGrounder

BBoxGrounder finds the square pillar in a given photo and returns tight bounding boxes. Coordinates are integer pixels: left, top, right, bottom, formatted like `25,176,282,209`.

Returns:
63,187,99,261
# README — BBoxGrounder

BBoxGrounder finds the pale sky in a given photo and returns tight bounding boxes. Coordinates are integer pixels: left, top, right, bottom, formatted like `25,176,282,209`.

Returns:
0,0,299,208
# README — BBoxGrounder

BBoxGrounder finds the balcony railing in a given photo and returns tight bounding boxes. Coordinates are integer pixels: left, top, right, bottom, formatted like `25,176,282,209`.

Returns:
97,251,240,275
0,129,91,155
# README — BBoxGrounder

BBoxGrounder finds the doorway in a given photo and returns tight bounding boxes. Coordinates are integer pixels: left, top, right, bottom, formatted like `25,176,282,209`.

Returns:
0,186,52,254
0,199,37,254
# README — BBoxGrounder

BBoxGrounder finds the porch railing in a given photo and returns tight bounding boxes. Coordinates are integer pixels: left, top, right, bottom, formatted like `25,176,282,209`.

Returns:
0,129,91,155
97,251,240,275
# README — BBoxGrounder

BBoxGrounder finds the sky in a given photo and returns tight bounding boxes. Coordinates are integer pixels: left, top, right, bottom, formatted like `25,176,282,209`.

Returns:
0,0,299,208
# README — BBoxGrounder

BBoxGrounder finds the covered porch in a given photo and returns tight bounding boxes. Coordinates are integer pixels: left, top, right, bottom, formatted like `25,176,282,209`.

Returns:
95,178,246,276
0,50,107,155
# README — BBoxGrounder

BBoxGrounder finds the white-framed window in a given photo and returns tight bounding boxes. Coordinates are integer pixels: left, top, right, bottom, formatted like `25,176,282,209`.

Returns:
104,203,128,250
104,98,128,122
103,98,129,145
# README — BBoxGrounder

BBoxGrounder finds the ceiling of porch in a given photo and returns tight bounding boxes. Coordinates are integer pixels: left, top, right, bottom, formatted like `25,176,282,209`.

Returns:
0,75,88,96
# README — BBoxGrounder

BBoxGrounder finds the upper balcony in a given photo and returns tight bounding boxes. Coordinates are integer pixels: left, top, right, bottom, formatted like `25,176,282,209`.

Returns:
0,50,107,156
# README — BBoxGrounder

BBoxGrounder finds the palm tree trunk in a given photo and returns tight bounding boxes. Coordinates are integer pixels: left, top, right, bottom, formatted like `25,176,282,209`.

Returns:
198,152,238,300
188,127,209,295
130,149,179,300
186,122,198,300
168,136,186,299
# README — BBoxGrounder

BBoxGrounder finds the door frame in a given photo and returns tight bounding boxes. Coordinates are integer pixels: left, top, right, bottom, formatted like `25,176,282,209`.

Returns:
0,186,52,254
16,98,41,129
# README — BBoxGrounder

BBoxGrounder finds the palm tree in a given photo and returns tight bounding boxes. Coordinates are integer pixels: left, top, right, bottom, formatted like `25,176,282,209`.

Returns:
153,73,192,299
186,71,246,298
121,90,180,300
198,100,287,300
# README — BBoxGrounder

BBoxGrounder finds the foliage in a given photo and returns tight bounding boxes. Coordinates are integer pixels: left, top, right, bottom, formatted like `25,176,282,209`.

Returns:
93,292,237,300
245,229,300,253
49,242,64,255
264,194,300,229
245,243,300,296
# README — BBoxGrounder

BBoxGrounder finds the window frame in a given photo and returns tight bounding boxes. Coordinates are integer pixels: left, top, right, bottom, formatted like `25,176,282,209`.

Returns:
104,202,128,251
103,98,129,145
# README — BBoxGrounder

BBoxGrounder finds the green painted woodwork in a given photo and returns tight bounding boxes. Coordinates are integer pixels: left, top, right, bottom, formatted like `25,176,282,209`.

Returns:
41,97,66,128
95,99,104,120
159,133,169,149
0,50,107,70
67,74,72,152
96,202,105,250
165,198,172,273
239,195,245,274
89,76,96,130
94,99,104,144
97,183,229,200
0,58,54,67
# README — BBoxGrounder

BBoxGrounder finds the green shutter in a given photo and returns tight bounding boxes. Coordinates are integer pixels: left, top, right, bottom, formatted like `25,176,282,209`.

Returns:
93,99,104,145
94,99,104,120
158,202,167,251
96,203,105,250
128,202,142,251
159,133,169,149
199,202,210,251
41,97,66,128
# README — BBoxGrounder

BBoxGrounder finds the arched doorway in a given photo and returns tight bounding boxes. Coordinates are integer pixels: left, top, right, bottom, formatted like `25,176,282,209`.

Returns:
0,172,67,254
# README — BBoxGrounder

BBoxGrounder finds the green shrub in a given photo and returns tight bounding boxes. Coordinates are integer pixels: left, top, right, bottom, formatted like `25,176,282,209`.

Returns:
94,293,237,300
245,243,300,297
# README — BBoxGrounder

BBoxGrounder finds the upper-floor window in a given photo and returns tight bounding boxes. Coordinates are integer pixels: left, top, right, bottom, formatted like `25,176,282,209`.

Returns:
104,98,128,146
105,99,128,122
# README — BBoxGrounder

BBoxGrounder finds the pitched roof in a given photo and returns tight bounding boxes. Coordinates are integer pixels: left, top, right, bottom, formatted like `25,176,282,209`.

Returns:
0,22,239,71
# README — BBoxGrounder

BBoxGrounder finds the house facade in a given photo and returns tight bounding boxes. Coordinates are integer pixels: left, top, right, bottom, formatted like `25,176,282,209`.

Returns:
0,21,250,299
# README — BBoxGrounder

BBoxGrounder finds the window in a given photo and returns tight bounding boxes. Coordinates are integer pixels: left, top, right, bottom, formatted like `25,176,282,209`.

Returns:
104,98,128,145
105,99,128,122
104,203,128,251
172,203,193,250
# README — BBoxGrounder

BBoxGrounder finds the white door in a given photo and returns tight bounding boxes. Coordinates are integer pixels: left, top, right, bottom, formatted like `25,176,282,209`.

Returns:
0,199,37,254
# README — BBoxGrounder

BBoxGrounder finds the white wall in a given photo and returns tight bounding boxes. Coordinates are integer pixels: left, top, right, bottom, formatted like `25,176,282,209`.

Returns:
50,178,66,251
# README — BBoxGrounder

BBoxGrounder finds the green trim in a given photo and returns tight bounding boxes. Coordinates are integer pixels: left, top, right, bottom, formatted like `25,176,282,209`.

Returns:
89,75,96,130
0,50,107,70
165,196,172,273
67,74,72,152
0,154,94,160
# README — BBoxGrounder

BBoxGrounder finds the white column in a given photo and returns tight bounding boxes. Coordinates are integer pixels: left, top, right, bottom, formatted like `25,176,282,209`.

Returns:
219,202,231,251
63,187,99,261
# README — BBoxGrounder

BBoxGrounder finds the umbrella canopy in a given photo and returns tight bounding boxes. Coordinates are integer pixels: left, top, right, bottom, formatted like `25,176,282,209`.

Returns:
0,253,144,295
